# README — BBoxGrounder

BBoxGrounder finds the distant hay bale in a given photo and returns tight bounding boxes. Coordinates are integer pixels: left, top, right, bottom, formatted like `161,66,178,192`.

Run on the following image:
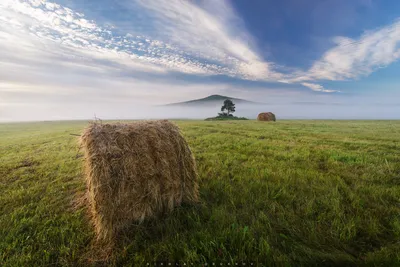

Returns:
257,112,276,122
79,120,199,243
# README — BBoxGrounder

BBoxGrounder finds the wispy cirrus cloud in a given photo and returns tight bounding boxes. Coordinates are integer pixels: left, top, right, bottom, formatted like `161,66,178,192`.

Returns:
131,0,281,80
301,83,339,93
0,0,283,80
293,19,400,82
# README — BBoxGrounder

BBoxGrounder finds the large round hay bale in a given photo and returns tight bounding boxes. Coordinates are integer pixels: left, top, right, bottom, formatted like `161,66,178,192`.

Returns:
257,112,276,121
79,120,199,243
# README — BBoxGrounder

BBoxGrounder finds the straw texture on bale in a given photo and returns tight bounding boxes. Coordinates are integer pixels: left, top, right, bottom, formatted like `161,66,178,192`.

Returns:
257,112,276,122
80,120,199,242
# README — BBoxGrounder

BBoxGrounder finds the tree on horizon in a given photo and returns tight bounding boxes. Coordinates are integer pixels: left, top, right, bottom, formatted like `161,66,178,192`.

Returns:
220,99,236,117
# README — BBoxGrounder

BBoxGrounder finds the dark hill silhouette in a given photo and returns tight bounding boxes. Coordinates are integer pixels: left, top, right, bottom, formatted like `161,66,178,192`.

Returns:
165,94,262,106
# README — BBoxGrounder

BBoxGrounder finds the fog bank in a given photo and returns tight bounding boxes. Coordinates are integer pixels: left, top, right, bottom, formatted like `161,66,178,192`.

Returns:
1,102,399,122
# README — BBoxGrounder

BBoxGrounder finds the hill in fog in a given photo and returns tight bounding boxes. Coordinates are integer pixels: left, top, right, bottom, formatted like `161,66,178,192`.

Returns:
165,94,262,107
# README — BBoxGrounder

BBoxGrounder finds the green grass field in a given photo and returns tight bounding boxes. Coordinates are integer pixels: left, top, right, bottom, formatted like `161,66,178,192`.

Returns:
1,120,400,266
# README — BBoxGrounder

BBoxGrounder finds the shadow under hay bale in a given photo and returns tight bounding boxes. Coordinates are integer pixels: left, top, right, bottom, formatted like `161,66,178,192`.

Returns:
79,120,199,245
257,112,276,122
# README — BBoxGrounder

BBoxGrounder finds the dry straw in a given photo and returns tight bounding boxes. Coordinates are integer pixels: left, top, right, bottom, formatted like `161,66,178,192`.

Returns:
257,112,276,122
79,120,199,243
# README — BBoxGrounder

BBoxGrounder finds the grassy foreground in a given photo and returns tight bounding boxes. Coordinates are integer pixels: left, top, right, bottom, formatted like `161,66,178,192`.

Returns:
1,120,400,266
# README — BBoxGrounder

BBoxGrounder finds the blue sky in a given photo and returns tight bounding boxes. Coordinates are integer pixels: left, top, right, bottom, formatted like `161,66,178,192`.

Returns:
0,0,399,121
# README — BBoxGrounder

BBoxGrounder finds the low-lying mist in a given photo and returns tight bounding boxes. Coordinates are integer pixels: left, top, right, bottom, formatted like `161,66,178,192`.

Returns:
1,102,399,122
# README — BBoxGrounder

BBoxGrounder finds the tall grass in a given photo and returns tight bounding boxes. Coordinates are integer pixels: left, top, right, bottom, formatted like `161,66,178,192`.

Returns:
1,120,399,266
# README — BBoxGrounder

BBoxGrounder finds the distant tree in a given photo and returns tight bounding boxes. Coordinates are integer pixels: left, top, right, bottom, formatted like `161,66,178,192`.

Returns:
220,99,236,116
